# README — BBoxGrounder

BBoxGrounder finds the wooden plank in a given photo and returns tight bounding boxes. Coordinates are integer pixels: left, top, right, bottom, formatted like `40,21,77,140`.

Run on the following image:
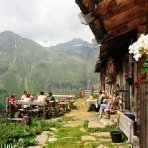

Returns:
93,0,136,18
127,16,147,29
82,0,95,12
135,0,146,4
16,101,47,106
117,111,134,143
107,16,146,38
93,0,117,16
6,97,9,118
104,5,146,31
8,118,22,121
43,104,46,119
140,81,148,148
114,0,128,5
9,102,12,119
53,95,75,98
138,25,148,33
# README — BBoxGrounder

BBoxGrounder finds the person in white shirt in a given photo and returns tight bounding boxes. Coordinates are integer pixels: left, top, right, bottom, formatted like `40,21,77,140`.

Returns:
98,90,106,106
37,92,49,103
21,90,28,100
23,93,32,108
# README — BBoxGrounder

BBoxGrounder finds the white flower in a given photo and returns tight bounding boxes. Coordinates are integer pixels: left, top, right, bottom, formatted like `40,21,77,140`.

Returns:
129,34,148,61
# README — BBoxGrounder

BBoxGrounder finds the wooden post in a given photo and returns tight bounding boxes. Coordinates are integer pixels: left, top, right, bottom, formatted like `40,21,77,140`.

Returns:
43,103,46,119
8,102,12,119
6,97,9,118
140,81,148,148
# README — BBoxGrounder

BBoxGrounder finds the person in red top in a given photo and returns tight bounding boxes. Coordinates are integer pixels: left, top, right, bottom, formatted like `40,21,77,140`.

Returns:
9,94,16,104
9,94,17,118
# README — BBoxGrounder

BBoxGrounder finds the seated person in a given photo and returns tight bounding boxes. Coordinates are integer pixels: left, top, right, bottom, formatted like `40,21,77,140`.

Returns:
37,91,49,104
98,90,106,110
98,98,110,118
23,93,32,108
48,92,55,101
9,94,17,117
111,92,121,110
21,90,28,100
48,91,56,108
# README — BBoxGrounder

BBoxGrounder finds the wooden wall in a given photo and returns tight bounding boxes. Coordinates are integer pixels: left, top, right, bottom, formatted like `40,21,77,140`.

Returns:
140,81,148,148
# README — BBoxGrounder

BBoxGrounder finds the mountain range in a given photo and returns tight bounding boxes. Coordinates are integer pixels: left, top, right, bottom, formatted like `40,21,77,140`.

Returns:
0,31,99,105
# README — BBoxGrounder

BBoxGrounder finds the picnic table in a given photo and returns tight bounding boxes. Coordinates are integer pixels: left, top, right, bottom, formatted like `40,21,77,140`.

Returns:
85,99,98,108
7,100,48,120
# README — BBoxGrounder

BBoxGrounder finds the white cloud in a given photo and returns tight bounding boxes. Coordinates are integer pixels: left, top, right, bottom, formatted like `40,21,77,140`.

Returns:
0,0,94,46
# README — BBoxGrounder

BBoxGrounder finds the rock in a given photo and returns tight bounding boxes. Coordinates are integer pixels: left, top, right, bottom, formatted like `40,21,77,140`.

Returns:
47,131,55,136
88,120,105,128
79,127,86,132
81,135,96,141
35,132,48,146
84,142,100,145
42,131,50,134
63,123,79,127
99,138,112,142
49,128,58,132
90,132,110,137
110,115,117,123
48,137,58,142
50,117,62,122
100,118,114,126
96,144,109,148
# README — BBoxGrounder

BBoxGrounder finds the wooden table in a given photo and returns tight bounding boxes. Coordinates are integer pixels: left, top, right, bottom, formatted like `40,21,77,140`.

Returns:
85,99,98,108
7,100,47,120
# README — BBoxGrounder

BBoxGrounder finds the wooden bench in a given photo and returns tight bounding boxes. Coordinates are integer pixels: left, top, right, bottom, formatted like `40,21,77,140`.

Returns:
7,100,47,120
117,111,135,143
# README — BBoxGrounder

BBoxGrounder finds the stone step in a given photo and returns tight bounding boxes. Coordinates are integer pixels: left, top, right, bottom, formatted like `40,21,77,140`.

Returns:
35,131,48,146
90,132,111,137
81,135,96,141
100,118,114,126
88,120,105,128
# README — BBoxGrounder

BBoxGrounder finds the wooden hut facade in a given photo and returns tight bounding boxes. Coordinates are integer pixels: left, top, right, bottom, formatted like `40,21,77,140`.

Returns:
75,0,148,147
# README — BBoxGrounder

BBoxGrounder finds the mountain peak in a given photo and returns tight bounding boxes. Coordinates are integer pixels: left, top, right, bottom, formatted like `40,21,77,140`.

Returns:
1,31,19,36
70,38,83,42
54,38,92,50
0,31,21,39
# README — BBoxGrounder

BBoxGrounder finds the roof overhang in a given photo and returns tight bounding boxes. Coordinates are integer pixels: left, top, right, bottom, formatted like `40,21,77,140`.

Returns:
95,29,138,73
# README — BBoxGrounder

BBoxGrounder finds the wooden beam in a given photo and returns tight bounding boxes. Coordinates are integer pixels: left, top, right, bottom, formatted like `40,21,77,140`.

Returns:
75,0,89,15
93,0,117,16
93,0,137,17
104,5,146,31
81,0,95,12
107,16,146,38
93,0,146,21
